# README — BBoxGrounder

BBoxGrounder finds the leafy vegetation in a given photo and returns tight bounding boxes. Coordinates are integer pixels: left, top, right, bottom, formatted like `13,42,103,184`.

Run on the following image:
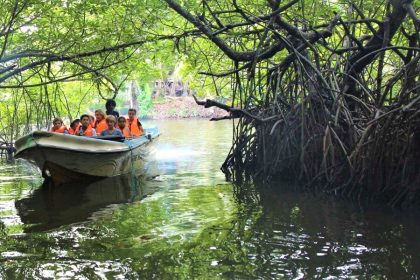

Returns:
0,0,418,206
162,0,419,207
0,0,183,140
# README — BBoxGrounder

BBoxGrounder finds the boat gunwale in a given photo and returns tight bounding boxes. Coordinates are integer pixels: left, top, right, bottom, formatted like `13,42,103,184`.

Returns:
14,144,137,158
14,131,157,157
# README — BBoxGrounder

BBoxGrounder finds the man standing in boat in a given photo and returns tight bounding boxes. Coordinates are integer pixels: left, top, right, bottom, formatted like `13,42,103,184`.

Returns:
127,108,144,137
76,114,97,137
105,99,119,118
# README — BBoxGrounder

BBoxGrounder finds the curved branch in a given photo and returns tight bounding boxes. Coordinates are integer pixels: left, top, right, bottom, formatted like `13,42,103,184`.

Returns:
0,35,178,84
0,52,135,88
346,1,409,76
404,2,420,25
193,95,277,122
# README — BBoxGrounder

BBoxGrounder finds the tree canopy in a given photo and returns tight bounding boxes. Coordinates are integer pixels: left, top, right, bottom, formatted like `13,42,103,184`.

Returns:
160,0,419,207
0,0,419,206
0,0,183,140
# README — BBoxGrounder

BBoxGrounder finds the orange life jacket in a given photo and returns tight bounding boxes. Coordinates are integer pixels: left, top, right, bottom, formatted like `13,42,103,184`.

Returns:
94,119,107,135
51,126,68,134
68,124,81,135
119,126,131,137
127,117,143,136
78,125,95,137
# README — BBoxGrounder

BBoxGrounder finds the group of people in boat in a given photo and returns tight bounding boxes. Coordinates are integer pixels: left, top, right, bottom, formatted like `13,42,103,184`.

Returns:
51,99,144,138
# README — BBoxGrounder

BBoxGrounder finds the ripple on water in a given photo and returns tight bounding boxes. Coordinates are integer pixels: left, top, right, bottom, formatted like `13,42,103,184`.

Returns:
0,121,419,279
0,162,41,233
35,259,137,279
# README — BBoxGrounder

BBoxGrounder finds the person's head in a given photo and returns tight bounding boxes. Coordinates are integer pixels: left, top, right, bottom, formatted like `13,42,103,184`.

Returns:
117,116,126,129
95,109,106,121
52,117,63,129
80,114,90,128
105,99,116,112
128,108,137,120
105,115,117,129
70,119,80,129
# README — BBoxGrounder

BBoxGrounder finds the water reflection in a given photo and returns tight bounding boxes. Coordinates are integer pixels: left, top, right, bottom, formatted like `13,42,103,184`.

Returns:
15,174,158,232
223,185,420,279
0,120,419,279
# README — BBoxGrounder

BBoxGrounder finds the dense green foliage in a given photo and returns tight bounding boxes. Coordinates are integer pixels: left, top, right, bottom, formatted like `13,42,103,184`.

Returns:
1,0,414,141
160,0,419,206
0,0,184,140
0,0,418,205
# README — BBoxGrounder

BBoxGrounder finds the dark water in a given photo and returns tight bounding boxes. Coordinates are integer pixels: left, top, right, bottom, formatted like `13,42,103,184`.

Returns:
0,119,419,279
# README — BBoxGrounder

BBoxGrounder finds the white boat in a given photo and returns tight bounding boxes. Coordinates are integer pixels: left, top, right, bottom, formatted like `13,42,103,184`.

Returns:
14,128,159,185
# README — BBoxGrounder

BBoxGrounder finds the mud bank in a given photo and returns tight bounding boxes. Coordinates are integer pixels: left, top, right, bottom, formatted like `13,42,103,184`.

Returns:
149,96,228,119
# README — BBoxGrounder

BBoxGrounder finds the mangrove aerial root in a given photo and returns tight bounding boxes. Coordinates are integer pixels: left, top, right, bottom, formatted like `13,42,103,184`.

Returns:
185,0,420,207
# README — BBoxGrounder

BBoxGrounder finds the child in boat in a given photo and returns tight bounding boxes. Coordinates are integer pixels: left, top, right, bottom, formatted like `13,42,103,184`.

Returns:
68,119,81,135
94,109,107,134
105,99,119,118
76,114,97,137
51,117,69,134
127,108,144,137
117,116,131,138
100,115,122,136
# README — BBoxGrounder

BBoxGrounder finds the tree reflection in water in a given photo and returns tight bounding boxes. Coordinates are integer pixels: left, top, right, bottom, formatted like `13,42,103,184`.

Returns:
0,120,419,279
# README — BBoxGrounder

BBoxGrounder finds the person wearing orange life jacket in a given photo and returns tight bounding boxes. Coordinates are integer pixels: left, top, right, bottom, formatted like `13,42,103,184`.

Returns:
93,109,107,135
50,117,69,134
68,119,81,135
126,108,144,137
75,114,97,137
117,116,131,138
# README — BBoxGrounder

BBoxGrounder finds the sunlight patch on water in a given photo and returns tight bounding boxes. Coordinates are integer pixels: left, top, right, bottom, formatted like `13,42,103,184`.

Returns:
0,120,419,279
0,175,38,182
1,251,27,258
155,145,206,161
37,260,137,280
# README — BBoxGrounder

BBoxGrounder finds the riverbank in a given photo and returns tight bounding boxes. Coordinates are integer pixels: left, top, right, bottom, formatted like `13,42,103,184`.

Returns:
148,96,228,119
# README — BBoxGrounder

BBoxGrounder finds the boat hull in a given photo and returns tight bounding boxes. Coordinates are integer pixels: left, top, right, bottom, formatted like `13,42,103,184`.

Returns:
14,130,158,185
